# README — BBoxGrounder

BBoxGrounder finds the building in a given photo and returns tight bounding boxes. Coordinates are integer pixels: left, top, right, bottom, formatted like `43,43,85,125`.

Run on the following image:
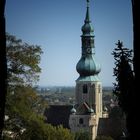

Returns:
44,0,126,139
69,0,105,139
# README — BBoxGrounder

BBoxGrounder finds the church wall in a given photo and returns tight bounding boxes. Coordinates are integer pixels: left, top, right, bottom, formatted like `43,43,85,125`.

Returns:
75,81,102,107
69,114,97,132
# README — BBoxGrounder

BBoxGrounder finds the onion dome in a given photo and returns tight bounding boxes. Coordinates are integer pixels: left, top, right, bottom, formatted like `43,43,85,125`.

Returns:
88,108,94,113
71,106,76,114
76,0,101,78
82,23,94,36
103,106,108,112
76,55,101,76
81,0,94,36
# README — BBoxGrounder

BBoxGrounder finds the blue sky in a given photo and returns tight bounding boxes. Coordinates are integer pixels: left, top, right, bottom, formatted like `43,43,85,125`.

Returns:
5,0,133,87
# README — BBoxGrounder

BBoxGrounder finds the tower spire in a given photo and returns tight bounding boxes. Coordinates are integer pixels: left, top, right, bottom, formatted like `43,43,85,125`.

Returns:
69,1,103,139
85,0,90,23
77,0,101,77
82,0,93,37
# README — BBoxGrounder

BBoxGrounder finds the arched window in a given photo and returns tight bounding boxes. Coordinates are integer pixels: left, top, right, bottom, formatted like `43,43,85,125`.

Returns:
79,118,84,124
98,84,101,93
83,84,88,94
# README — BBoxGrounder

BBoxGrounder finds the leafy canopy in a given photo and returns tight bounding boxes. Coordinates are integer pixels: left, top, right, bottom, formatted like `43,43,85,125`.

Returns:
4,34,74,140
6,33,43,87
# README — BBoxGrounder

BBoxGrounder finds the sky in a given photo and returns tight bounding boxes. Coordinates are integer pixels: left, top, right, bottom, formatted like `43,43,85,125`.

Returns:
5,0,133,87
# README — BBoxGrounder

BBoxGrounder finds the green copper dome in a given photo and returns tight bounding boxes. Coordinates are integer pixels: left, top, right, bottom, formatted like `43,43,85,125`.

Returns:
88,108,94,113
76,55,101,76
76,0,101,78
82,23,94,36
71,106,76,114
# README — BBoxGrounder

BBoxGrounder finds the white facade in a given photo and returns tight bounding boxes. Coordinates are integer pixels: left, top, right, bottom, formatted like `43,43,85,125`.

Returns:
69,80,103,140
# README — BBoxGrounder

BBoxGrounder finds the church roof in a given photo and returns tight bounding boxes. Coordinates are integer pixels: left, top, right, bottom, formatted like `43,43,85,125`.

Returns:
76,75,100,82
44,105,72,128
76,0,101,78
76,102,94,115
76,55,101,77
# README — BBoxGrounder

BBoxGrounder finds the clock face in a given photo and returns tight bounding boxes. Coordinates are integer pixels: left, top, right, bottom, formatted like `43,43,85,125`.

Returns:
86,48,92,53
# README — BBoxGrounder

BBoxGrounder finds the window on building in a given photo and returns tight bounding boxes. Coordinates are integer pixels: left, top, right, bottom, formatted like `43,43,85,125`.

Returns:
98,84,101,93
83,84,88,93
79,118,84,124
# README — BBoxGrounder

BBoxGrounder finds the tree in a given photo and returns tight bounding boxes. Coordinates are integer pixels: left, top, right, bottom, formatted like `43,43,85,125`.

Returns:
112,40,134,113
4,34,75,140
112,40,134,139
4,86,49,139
131,1,140,139
4,86,47,132
95,135,114,140
74,131,91,140
4,34,45,138
4,85,74,140
6,33,43,88
54,125,74,140
131,0,139,84
0,0,7,139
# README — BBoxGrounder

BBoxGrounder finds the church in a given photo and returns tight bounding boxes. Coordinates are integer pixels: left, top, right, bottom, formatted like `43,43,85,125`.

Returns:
44,0,126,139
69,0,105,139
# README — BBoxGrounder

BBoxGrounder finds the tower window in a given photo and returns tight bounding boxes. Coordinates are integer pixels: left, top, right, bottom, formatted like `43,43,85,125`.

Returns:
79,118,84,124
83,84,88,93
98,85,101,93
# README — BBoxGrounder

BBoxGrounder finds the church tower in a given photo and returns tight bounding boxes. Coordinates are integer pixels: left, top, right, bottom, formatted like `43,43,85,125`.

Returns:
69,0,103,139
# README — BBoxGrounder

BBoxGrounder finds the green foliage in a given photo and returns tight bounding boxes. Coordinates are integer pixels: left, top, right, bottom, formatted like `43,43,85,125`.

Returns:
95,135,114,140
74,131,91,140
54,125,74,140
4,33,74,140
21,123,74,140
112,40,134,114
109,106,124,119
6,33,43,87
112,40,135,138
5,76,73,140
5,86,48,138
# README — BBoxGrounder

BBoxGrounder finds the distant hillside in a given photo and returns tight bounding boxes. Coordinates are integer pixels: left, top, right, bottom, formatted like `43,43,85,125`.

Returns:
35,85,113,95
103,86,113,91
